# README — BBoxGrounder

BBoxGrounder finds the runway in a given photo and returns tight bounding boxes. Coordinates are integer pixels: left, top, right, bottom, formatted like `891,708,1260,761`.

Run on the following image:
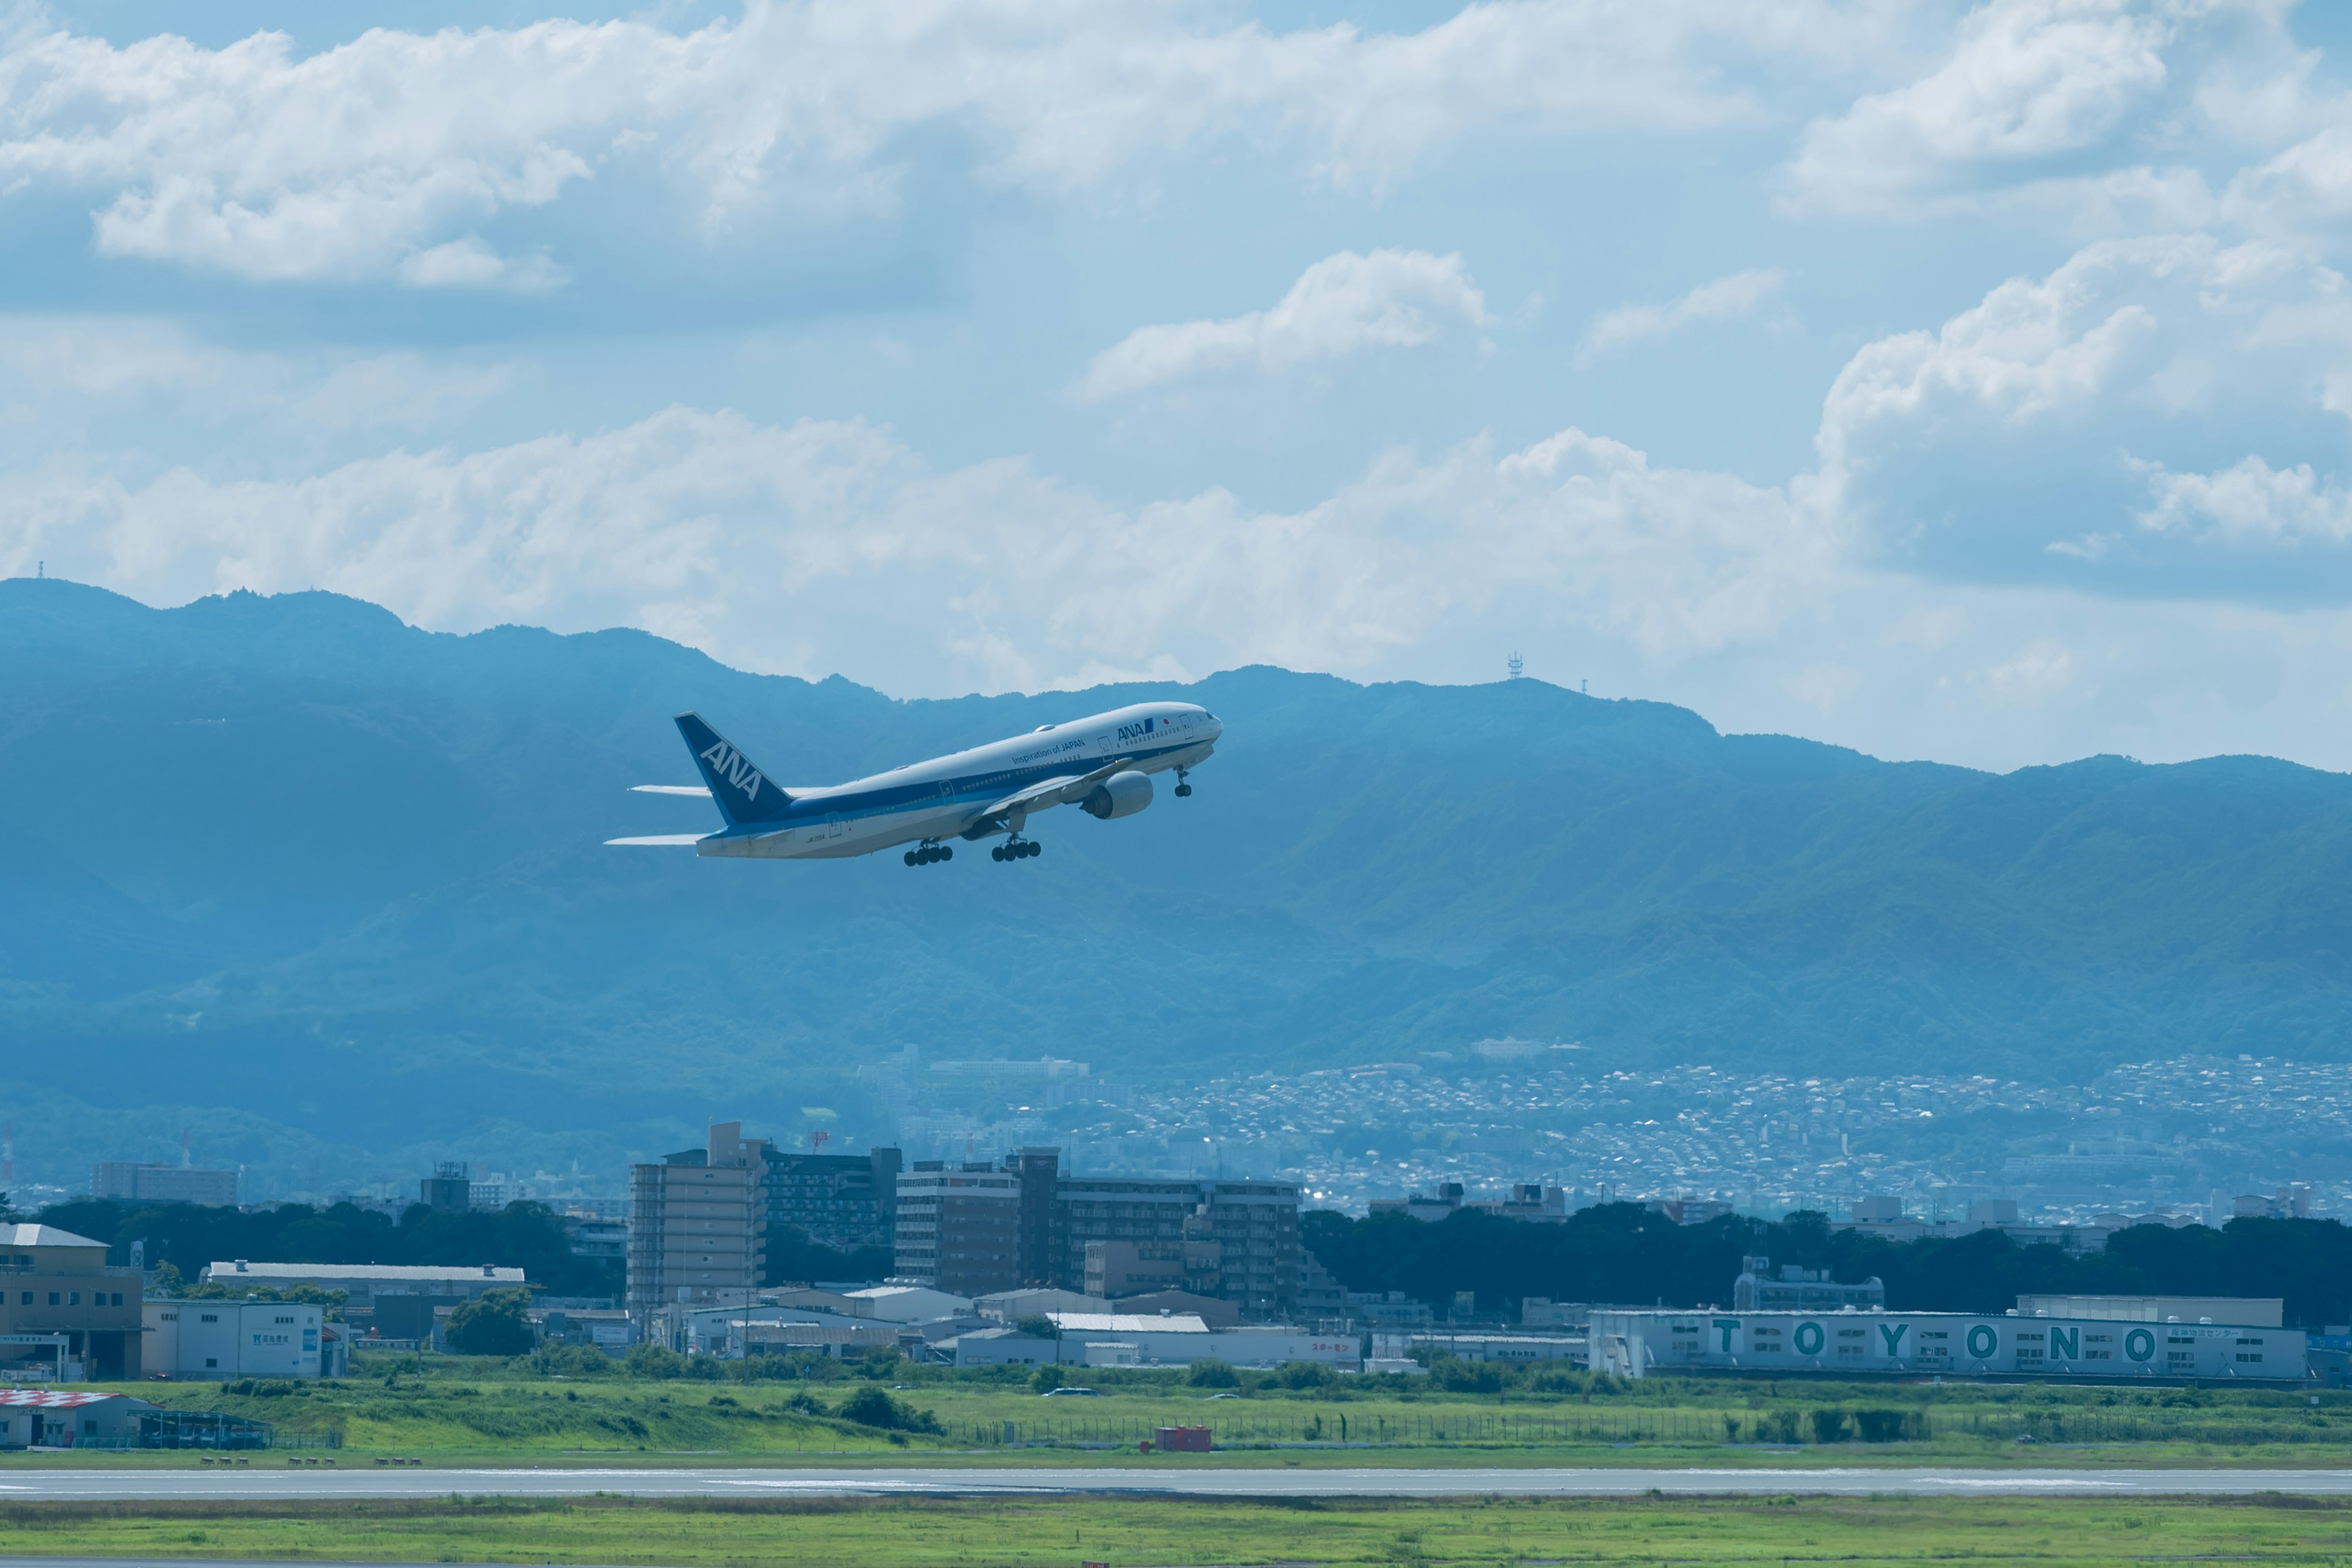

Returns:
2,1464,2351,1502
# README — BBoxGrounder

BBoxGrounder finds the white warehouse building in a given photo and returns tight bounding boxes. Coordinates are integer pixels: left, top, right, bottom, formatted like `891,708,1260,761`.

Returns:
1591,1308,2308,1384
144,1300,337,1379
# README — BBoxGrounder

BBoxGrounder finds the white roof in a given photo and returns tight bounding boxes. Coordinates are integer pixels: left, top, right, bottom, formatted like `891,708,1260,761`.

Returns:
0,1389,152,1409
203,1262,526,1284
843,1284,973,1321
1046,1311,1210,1334
2,1224,105,1250
976,1287,1106,1314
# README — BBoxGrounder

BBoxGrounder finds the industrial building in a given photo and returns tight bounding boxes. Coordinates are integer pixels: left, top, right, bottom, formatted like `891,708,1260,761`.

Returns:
1370,1182,1570,1223
1032,1311,1357,1370
2015,1294,2283,1325
91,1161,238,1207
1591,1306,2309,1383
627,1122,768,1325
0,1390,163,1449
1733,1255,1885,1311
1407,1331,1585,1365
649,1275,1354,1370
145,1299,338,1379
1,1224,145,1379
197,1260,527,1345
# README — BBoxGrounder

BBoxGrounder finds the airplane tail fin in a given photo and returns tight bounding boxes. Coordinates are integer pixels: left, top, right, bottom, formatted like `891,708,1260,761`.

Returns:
674,713,794,826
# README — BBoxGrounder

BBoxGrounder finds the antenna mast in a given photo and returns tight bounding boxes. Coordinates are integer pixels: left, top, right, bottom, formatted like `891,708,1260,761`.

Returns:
1507,650,1523,680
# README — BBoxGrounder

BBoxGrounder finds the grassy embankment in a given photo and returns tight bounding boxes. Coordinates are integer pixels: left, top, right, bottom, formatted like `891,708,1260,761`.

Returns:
3,1494,2351,1566
21,1354,2352,1467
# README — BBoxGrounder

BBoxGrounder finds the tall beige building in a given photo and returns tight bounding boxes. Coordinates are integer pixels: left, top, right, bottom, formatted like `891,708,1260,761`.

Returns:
1,1224,145,1379
627,1123,768,1329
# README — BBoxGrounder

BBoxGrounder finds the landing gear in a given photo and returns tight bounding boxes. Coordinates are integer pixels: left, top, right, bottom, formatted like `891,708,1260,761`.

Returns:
903,841,953,867
1174,765,1193,798
991,838,1042,862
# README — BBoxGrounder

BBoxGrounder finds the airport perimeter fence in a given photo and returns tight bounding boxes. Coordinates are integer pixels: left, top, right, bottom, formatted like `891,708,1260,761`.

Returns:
273,1428,342,1450
64,1425,334,1453
944,1406,2346,1449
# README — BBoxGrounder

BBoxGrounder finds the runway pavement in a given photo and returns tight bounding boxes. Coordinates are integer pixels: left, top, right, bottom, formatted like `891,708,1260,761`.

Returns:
3,1464,2352,1501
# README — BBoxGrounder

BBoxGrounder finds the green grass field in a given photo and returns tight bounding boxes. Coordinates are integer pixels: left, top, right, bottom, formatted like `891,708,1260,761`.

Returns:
3,1493,2351,1566
23,1358,2352,1468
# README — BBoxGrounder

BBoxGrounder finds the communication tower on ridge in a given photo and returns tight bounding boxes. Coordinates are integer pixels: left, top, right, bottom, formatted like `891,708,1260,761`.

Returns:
1507,650,1524,680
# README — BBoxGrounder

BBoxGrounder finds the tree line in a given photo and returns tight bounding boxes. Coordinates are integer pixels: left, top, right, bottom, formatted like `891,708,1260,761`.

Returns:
1302,1203,2352,1327
29,1196,622,1298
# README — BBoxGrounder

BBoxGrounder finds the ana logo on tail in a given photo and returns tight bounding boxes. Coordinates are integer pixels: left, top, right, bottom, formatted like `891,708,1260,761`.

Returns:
700,741,766,799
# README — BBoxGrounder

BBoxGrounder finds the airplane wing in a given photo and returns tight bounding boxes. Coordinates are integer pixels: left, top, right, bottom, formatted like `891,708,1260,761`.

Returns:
633,782,820,796
605,834,706,846
971,759,1134,827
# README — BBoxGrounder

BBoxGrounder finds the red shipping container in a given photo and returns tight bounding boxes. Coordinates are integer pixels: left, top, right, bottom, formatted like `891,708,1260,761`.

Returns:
1152,1425,1212,1452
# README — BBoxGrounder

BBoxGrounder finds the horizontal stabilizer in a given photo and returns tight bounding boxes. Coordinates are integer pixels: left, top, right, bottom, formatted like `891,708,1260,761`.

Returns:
631,784,712,797
605,834,705,847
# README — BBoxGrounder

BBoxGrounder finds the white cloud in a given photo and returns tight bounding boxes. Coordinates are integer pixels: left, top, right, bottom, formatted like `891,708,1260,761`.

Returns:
395,238,567,292
2218,113,2352,235
1784,0,2177,215
2138,454,2352,542
0,1,1886,285
0,316,518,447
16,398,2352,770
1074,249,1491,401
0,405,1826,695
1810,232,2352,582
1578,268,1785,360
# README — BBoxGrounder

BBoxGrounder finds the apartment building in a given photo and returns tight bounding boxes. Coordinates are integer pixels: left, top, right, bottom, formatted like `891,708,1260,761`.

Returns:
895,1152,1302,1317
90,1161,238,1207
627,1122,768,1326
0,1224,143,1379
763,1144,902,1253
893,1161,1022,1295
1057,1173,1300,1317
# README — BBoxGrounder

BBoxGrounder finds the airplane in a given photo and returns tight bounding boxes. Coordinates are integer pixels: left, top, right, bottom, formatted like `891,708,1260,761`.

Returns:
607,701,1221,866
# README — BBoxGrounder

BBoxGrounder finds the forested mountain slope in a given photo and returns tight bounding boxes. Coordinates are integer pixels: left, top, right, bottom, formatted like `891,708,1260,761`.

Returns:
3,579,2348,1182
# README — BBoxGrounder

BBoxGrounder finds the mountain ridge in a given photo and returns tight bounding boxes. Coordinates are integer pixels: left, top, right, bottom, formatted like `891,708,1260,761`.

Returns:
2,578,2348,1190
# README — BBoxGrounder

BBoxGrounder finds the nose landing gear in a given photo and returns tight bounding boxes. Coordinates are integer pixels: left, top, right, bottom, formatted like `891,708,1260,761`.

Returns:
1174,765,1194,798
991,838,1042,862
903,840,953,867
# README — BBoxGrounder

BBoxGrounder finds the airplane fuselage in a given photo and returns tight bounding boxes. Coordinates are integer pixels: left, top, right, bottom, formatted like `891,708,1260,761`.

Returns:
696,701,1219,860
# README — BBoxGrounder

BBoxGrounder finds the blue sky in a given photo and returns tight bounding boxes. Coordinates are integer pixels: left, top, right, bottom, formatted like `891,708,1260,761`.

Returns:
7,0,2352,771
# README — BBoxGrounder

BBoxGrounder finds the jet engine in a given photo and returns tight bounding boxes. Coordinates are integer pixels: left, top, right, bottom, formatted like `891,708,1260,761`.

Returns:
1080,769,1153,820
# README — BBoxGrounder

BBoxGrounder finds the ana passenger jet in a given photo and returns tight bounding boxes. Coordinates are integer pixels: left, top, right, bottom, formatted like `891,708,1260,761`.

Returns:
608,703,1221,866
